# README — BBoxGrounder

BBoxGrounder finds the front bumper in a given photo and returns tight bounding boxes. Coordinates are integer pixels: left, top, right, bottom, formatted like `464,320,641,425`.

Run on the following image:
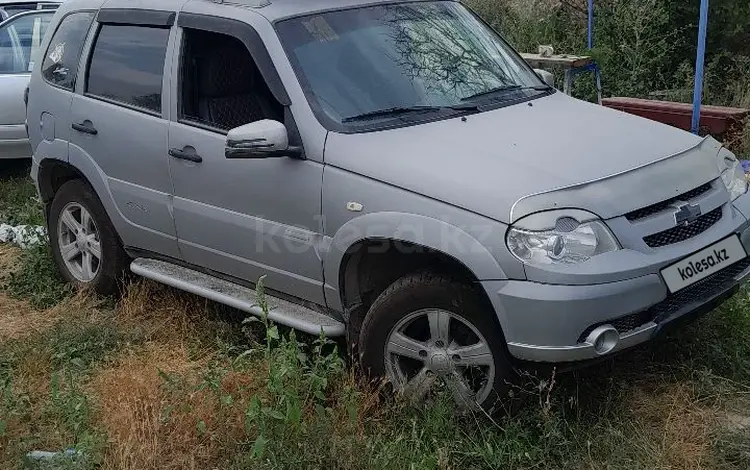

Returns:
484,198,750,363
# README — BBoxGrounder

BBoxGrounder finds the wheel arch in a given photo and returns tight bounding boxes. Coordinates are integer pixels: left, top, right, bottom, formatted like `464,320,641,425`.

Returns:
324,212,508,343
37,158,88,205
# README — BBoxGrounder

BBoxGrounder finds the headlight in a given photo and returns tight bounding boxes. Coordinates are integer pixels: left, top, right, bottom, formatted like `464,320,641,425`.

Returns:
506,210,620,266
718,148,748,201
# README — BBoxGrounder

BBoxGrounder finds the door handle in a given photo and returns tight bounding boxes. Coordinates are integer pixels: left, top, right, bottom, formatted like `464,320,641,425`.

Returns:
169,147,203,163
71,121,98,135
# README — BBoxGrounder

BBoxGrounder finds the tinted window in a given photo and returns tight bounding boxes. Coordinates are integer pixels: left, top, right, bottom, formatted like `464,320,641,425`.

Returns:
0,11,52,74
86,25,169,113
42,12,94,90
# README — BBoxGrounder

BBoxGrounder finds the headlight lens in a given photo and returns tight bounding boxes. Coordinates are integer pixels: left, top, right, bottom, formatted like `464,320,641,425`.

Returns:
719,149,748,201
507,211,620,266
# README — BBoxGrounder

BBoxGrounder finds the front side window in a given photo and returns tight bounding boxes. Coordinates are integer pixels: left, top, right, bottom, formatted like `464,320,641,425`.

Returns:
86,24,169,114
0,11,52,74
177,28,283,131
41,11,95,90
276,1,547,131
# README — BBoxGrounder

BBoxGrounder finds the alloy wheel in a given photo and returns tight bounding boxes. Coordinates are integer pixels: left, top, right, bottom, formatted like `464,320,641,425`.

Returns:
56,202,101,282
384,308,496,407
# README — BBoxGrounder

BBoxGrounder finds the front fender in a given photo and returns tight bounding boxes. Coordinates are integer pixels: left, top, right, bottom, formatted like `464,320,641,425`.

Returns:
323,211,508,311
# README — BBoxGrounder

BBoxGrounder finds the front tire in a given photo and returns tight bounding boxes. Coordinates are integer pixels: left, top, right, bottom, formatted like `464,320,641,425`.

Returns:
358,271,515,412
48,179,128,295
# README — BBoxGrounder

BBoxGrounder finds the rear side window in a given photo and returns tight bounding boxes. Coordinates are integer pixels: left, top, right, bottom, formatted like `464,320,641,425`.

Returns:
86,24,169,114
42,12,94,90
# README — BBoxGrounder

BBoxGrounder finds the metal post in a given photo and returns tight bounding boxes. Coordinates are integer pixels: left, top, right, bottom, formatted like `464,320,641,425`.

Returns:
691,0,710,134
587,0,594,49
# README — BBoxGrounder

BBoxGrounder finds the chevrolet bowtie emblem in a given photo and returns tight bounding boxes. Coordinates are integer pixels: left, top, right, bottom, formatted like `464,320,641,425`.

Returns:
671,202,702,226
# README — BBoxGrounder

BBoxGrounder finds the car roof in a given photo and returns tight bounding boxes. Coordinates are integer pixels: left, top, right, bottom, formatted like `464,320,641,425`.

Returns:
209,0,446,22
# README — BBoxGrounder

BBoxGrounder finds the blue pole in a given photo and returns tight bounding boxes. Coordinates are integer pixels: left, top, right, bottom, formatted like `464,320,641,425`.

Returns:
691,0,710,134
587,0,594,49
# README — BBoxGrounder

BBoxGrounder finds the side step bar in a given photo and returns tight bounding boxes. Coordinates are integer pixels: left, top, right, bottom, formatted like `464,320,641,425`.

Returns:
130,258,345,337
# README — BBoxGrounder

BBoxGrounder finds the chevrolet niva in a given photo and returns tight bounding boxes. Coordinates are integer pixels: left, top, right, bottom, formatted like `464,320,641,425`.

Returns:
27,0,750,410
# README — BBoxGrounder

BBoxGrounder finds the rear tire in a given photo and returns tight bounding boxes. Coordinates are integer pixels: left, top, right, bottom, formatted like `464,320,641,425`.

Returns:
358,271,516,412
48,179,129,295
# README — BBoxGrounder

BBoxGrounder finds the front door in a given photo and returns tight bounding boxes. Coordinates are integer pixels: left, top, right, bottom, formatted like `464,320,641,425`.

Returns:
68,12,180,258
167,16,326,305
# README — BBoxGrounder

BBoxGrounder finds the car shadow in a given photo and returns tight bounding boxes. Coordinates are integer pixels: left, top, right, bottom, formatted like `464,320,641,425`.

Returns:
0,159,31,180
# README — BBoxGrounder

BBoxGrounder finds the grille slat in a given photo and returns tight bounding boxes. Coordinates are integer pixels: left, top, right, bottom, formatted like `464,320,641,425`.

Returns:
626,183,712,222
578,256,750,343
643,207,722,248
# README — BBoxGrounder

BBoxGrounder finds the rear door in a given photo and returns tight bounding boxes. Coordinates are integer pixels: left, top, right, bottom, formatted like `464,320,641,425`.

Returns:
67,8,181,258
0,10,52,158
27,9,97,163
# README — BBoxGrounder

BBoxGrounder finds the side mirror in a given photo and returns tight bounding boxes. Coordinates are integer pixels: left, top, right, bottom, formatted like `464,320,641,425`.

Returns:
534,68,555,88
225,119,303,159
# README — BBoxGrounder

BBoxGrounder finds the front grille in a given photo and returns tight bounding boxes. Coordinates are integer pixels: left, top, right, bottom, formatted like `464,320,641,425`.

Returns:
578,256,750,343
626,183,712,221
643,207,722,248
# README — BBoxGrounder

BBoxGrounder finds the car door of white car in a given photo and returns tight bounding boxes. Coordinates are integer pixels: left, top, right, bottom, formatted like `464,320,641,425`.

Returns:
0,9,52,158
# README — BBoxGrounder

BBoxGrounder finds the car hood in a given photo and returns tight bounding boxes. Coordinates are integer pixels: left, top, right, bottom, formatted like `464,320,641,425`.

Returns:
324,92,722,223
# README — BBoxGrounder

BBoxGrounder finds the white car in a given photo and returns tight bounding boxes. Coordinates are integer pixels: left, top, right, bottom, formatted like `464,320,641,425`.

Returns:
0,4,57,159
0,1,59,21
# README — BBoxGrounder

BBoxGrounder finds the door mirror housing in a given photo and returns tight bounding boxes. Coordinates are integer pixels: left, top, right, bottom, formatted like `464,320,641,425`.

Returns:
534,68,555,88
225,119,303,159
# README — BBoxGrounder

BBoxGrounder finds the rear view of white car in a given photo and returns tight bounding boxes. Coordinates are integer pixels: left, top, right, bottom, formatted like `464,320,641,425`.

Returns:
0,4,56,159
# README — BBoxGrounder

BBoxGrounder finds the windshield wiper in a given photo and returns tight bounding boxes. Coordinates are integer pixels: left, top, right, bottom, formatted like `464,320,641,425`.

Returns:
461,84,551,102
341,104,479,123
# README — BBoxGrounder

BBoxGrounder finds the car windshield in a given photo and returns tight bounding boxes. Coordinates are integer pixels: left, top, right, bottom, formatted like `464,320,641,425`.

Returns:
276,1,546,130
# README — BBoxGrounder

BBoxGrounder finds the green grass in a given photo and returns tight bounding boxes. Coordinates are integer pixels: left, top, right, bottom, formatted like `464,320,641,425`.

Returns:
0,161,44,227
3,243,71,309
0,310,128,469
222,295,750,470
0,163,68,309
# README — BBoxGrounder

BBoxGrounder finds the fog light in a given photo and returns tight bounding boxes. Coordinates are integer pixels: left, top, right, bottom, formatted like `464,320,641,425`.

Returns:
586,325,620,355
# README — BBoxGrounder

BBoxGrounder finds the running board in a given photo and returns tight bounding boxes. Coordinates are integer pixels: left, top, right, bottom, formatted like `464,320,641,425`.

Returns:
130,258,345,337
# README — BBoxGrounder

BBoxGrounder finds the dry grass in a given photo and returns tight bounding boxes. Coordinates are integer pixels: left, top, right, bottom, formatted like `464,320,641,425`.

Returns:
116,280,228,345
0,292,99,342
90,343,205,470
0,243,20,273
625,383,718,469
0,244,93,340
89,344,263,470
85,281,262,470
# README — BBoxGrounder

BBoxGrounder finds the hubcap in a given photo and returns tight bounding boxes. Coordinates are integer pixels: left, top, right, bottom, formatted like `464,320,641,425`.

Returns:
384,309,496,407
57,202,101,282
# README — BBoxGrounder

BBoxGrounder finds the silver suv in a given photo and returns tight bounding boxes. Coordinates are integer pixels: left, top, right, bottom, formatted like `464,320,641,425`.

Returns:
27,0,750,410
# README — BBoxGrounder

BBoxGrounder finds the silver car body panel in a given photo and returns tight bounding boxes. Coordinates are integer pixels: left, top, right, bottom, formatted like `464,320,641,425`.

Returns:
324,92,707,224
0,8,56,158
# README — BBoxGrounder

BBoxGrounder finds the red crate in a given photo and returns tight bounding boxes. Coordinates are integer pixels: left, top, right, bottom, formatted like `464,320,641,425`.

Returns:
602,97,748,141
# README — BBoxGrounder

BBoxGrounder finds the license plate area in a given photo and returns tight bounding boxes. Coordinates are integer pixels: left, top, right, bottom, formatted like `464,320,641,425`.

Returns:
661,235,747,293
